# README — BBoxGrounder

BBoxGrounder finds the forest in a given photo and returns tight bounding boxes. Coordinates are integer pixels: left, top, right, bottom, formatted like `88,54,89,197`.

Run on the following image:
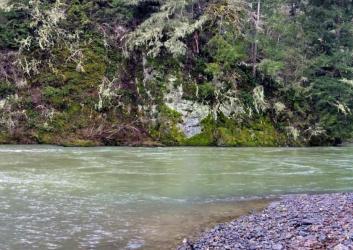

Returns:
1,0,353,146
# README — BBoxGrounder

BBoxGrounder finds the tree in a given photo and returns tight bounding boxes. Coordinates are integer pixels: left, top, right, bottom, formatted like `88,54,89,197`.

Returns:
126,0,246,58
251,0,261,77
126,0,208,58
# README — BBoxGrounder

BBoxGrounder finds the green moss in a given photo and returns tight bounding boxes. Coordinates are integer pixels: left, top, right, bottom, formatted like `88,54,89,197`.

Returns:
149,105,185,145
184,115,286,147
182,82,198,101
49,113,70,132
36,132,57,144
25,110,42,129
61,139,98,147
0,132,10,144
184,133,215,146
205,63,222,78
0,82,16,98
149,125,185,146
167,125,186,145
32,72,61,87
184,115,216,146
36,131,98,147
67,1,91,26
61,61,105,88
198,83,216,103
159,104,182,121
137,76,166,105
218,117,285,146
42,86,69,108
50,106,96,132
207,34,247,69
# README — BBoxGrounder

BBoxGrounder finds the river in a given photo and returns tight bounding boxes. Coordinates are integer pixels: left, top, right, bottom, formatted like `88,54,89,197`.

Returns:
0,146,352,249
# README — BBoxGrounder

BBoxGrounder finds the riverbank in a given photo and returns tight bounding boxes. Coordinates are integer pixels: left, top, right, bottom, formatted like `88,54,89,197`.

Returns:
179,193,353,249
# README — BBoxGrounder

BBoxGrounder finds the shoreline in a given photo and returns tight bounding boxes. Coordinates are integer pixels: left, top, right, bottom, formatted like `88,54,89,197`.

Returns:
0,143,350,148
179,193,353,250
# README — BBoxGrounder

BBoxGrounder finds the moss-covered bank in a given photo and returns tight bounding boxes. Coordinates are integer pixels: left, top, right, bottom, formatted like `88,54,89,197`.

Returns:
1,0,352,146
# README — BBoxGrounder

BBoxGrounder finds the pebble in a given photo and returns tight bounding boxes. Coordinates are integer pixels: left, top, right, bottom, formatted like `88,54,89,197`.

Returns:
334,243,349,250
178,193,353,250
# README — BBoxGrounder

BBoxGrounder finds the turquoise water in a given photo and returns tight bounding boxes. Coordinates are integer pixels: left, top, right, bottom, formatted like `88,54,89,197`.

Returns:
0,146,352,249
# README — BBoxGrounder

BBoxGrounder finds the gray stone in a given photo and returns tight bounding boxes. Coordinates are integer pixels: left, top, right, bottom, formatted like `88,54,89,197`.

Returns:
334,244,349,250
164,84,210,138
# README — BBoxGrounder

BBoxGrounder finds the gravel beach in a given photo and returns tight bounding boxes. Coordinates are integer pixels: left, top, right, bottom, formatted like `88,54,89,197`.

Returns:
179,193,353,250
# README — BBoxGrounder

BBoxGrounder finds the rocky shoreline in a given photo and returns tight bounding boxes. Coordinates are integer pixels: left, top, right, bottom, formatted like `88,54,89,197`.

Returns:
179,193,353,250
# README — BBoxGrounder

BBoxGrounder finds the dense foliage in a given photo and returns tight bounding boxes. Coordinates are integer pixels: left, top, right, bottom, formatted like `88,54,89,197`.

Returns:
0,0,352,146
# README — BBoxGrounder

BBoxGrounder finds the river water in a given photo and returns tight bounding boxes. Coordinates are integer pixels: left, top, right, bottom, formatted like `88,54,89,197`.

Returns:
0,146,352,249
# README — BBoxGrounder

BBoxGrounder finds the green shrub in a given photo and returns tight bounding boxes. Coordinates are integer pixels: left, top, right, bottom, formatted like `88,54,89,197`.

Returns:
0,83,16,98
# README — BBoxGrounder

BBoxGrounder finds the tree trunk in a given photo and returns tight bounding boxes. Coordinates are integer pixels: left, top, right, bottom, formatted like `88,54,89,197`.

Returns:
193,31,200,54
252,0,261,77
